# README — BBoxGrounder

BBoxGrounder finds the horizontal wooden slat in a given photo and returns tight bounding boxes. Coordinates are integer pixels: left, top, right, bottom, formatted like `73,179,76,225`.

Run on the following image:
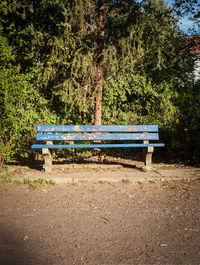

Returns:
32,143,165,149
37,125,158,132
36,133,159,141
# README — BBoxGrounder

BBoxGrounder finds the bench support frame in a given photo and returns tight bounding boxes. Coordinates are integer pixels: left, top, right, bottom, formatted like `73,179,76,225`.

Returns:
42,145,155,172
42,140,53,173
143,140,154,170
42,148,52,173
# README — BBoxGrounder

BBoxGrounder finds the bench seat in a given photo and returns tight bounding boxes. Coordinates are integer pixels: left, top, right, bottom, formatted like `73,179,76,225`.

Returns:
32,143,164,149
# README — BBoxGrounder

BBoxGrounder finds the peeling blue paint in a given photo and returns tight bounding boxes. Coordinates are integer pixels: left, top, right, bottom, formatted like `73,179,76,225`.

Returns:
32,143,165,149
32,124,165,150
37,125,158,132
36,133,159,141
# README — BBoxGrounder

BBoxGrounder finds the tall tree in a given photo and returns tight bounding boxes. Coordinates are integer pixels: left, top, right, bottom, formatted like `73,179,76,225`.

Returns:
94,0,104,125
0,0,193,125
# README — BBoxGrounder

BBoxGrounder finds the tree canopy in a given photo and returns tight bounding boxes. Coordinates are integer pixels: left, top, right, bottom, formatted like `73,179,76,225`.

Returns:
0,0,199,164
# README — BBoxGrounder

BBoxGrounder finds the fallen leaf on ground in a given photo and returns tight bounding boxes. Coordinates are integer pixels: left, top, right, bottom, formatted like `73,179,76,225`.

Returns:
160,243,168,247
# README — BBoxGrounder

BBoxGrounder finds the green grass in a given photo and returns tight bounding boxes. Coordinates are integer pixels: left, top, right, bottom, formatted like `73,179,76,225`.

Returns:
137,181,143,185
0,166,12,174
23,178,56,187
149,180,156,184
170,184,180,190
152,175,159,178
0,175,12,183
162,181,181,191
122,178,131,184
141,166,147,172
0,168,6,174
71,182,79,186
99,180,112,184
0,175,56,187
78,179,89,183
191,174,200,179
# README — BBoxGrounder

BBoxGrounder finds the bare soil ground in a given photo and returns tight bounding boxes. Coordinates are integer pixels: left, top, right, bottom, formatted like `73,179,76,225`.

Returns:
0,158,200,265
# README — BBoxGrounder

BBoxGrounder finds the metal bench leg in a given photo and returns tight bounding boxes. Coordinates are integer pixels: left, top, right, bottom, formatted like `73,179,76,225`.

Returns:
42,148,52,173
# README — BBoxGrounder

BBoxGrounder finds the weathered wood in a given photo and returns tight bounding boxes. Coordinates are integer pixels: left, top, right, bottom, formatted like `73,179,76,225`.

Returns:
36,132,159,141
32,124,165,172
37,125,159,132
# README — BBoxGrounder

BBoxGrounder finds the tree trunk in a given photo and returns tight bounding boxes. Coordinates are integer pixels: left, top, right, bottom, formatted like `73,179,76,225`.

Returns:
94,0,104,125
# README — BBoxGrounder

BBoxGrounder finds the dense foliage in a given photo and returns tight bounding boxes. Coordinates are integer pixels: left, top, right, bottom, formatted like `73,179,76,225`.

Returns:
0,24,57,164
0,0,199,164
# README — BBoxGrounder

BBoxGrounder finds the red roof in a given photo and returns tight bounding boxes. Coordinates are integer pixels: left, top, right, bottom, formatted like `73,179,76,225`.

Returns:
186,35,200,54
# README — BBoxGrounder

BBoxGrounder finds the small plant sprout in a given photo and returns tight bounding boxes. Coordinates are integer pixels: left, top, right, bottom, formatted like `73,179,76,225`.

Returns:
79,179,89,184
122,178,131,184
137,181,143,185
99,180,111,184
170,184,180,191
149,180,156,184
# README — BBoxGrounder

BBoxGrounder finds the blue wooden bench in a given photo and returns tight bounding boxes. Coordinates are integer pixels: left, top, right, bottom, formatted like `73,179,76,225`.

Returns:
31,125,164,172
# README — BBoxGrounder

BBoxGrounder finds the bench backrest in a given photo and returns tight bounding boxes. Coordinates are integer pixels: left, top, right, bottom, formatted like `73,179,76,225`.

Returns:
36,125,160,141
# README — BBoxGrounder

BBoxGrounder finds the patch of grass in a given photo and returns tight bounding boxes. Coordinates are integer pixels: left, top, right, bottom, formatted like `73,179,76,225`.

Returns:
6,167,12,174
35,178,49,185
23,179,33,185
0,166,12,175
79,179,89,183
164,181,181,190
0,175,12,183
170,184,180,190
71,182,79,186
141,166,147,172
149,180,156,184
137,181,143,185
0,168,6,174
13,180,22,184
23,178,56,186
0,175,56,187
99,180,111,184
162,181,181,190
48,180,56,185
191,174,200,180
122,178,131,184
21,178,56,188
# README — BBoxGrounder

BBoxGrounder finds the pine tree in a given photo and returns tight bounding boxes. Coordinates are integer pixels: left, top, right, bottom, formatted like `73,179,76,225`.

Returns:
94,0,104,125
0,0,194,126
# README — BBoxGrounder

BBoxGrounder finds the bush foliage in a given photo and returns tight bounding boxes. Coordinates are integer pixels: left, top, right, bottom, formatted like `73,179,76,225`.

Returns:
0,0,199,164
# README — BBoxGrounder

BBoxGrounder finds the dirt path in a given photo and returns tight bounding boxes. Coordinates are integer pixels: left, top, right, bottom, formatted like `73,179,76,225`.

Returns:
5,157,200,184
0,161,200,264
